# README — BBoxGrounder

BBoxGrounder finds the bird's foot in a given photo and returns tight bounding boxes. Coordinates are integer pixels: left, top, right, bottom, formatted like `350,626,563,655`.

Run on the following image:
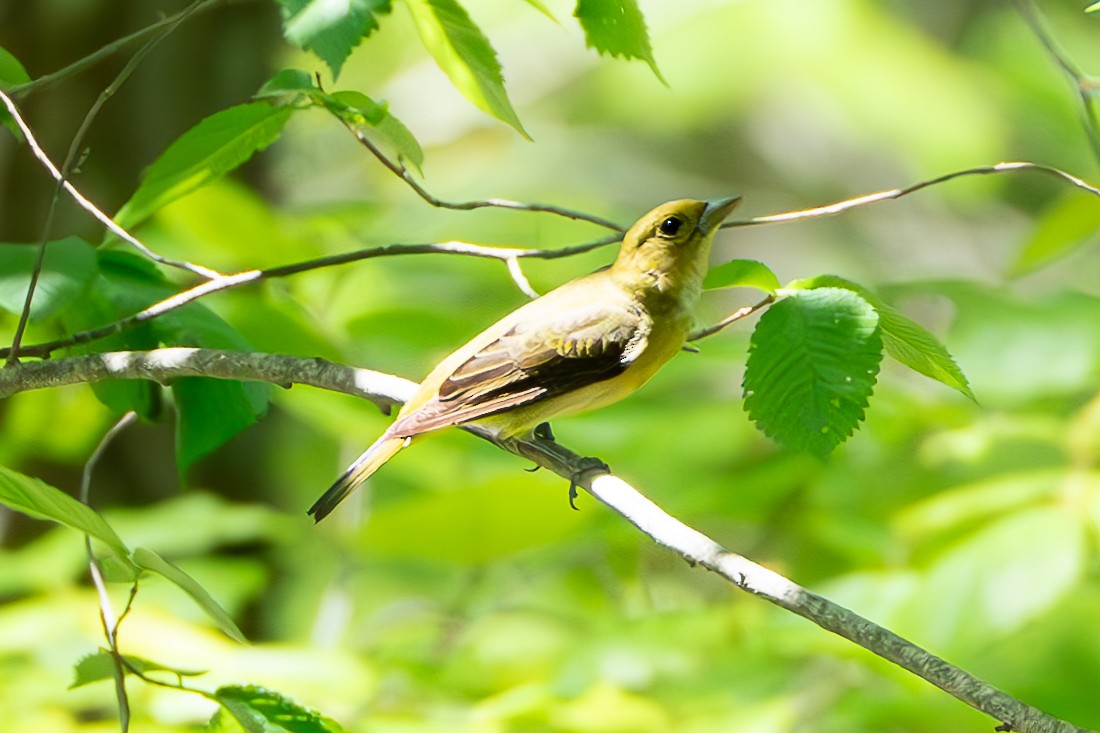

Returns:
567,456,610,511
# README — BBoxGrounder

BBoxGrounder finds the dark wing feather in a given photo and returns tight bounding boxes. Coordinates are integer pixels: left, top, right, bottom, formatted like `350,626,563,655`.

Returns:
389,302,650,437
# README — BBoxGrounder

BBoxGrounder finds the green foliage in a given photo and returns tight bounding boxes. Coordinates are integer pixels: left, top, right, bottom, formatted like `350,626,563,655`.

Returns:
132,548,248,643
71,650,206,689
404,0,529,138
213,685,345,733
0,237,97,320
1010,192,1100,275
743,287,882,456
278,0,393,79
704,258,781,292
574,0,663,81
0,44,29,88
114,103,294,232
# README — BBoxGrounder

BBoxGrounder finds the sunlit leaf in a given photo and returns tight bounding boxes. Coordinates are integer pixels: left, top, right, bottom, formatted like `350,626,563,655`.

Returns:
1009,192,1100,276
71,650,206,689
114,103,293,231
255,68,319,100
279,0,392,78
0,465,134,569
323,90,424,170
0,237,97,320
132,547,247,643
574,0,663,81
704,258,781,293
215,685,346,733
0,44,30,88
404,0,529,138
743,287,882,456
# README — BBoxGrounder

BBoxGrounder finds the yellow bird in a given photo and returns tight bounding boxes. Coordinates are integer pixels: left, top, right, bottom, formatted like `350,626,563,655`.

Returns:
309,197,742,521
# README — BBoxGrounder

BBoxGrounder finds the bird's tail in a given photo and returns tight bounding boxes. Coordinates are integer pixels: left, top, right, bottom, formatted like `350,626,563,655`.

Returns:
308,435,407,522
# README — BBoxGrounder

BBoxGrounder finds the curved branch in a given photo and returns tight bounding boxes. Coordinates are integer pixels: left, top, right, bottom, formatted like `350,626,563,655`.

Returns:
0,348,1090,733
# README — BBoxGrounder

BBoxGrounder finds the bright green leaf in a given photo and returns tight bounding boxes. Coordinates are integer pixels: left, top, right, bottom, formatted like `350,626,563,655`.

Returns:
71,650,206,689
574,0,663,81
0,44,30,88
132,547,247,643
743,287,882,457
323,90,425,170
216,685,346,733
704,258,781,293
0,465,134,568
279,0,392,78
114,103,293,231
1087,1,1100,11
404,0,529,138
255,68,319,100
1009,192,1100,276
523,0,556,21
789,275,973,400
0,237,97,320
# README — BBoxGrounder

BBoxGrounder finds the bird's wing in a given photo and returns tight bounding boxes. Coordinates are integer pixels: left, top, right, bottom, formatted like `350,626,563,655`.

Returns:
388,300,651,437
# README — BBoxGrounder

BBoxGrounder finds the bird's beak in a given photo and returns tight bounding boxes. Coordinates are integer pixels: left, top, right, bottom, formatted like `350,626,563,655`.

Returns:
698,196,742,235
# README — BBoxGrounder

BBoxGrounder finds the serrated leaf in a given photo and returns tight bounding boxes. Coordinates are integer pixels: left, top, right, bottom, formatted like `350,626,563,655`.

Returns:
216,685,347,733
71,650,206,689
704,258,781,293
279,0,392,79
789,275,974,401
132,547,247,643
0,237,97,320
404,0,529,138
574,0,663,81
1009,193,1100,276
743,288,882,457
322,90,424,171
0,465,135,569
114,103,293,231
0,44,30,88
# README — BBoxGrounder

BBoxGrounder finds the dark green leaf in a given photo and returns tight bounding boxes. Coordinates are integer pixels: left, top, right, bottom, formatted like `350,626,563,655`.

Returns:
173,377,270,473
0,465,134,569
132,547,247,643
790,275,974,400
704,258,781,293
0,237,97,320
279,0,392,79
0,44,30,88
1009,193,1100,276
574,0,663,81
71,650,205,689
404,0,529,138
216,685,347,733
743,288,882,457
114,103,293,231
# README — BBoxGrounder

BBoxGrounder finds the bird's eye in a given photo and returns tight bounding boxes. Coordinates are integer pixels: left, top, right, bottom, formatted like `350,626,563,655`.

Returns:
658,216,684,237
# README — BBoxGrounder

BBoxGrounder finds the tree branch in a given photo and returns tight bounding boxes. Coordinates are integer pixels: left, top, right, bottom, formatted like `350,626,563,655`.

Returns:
0,348,1090,733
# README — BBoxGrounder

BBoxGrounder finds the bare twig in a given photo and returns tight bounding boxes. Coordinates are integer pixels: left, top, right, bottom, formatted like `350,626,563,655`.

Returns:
1012,0,1100,166
347,126,626,231
0,348,1089,733
80,411,139,733
724,162,1100,230
0,91,223,280
689,295,775,342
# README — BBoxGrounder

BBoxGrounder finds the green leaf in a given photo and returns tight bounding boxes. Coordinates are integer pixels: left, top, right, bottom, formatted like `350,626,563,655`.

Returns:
1009,193,1100,276
743,287,882,457
255,68,319,100
279,0,392,79
0,237,98,320
574,0,663,81
114,103,293,231
0,44,30,88
1087,1,1100,11
522,0,556,21
789,275,974,400
215,685,346,733
71,650,206,689
404,0,529,138
323,90,425,171
0,465,134,569
173,377,270,473
704,258,781,293
132,547,247,643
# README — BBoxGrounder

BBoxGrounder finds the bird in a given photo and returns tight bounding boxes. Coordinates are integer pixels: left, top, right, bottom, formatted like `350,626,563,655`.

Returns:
309,196,742,521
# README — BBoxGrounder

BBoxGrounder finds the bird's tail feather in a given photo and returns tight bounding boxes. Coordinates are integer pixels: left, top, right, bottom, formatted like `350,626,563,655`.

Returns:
309,436,407,522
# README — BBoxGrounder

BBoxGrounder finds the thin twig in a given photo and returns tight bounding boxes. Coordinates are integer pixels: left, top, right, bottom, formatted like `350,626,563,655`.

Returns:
0,91,223,280
506,257,540,298
723,162,1100,229
80,411,139,733
689,295,775,342
7,0,224,98
1012,0,1100,167
0,349,1089,733
347,126,625,231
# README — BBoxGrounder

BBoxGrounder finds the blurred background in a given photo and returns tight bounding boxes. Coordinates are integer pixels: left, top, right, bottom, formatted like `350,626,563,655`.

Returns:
2,0,1100,730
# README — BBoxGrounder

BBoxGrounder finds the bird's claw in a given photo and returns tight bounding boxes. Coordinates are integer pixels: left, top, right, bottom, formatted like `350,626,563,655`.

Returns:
568,456,610,510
